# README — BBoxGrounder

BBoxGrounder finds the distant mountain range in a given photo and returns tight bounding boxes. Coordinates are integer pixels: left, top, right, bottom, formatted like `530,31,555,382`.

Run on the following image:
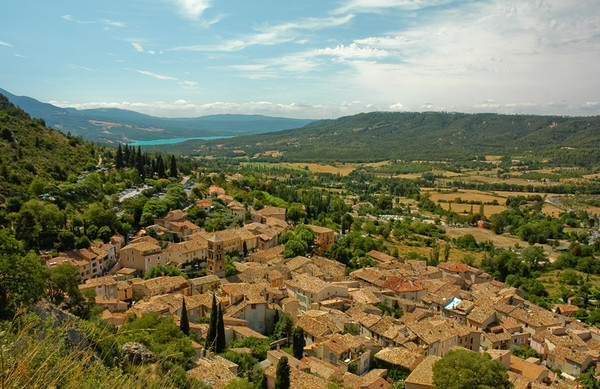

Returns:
0,88,314,144
170,111,600,163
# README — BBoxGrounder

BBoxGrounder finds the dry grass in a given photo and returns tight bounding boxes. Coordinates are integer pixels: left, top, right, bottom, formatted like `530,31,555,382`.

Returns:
386,241,484,265
283,162,357,176
438,203,508,217
443,226,526,249
0,313,191,389
424,189,504,204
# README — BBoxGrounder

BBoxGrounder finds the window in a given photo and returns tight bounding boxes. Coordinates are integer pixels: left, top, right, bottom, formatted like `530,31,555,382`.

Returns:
251,304,256,309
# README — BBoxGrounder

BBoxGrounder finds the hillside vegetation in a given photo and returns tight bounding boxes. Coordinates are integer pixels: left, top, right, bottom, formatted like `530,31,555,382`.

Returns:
177,111,600,164
0,93,96,194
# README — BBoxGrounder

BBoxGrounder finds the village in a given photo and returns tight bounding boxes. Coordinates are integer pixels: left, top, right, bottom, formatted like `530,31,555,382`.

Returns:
43,184,600,389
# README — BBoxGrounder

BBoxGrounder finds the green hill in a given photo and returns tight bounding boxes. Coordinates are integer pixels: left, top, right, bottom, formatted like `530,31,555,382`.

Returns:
0,93,96,195
173,111,600,163
0,88,314,144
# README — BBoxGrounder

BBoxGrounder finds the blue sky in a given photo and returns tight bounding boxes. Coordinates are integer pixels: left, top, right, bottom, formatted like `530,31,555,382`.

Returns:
1,0,599,119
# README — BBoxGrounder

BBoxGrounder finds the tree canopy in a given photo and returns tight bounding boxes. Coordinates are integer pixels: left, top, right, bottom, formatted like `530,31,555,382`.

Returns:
432,349,511,389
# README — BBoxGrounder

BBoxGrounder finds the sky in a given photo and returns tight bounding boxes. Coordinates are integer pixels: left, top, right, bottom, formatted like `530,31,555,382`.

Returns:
1,0,599,119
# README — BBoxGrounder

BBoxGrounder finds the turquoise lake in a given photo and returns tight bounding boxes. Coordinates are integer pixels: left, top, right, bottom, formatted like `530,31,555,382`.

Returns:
130,136,233,146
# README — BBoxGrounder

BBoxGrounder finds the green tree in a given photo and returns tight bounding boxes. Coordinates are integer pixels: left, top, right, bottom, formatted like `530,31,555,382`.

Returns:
0,229,47,319
14,208,41,250
169,155,178,178
47,263,95,319
216,303,226,354
180,296,190,336
115,143,124,169
144,265,187,280
292,326,305,360
205,294,218,352
286,205,306,225
433,349,511,389
275,356,290,389
273,314,294,344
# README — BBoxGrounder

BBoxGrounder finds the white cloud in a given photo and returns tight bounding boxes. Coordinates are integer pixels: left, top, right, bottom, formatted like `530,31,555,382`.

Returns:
174,14,354,52
61,14,73,21
172,0,212,20
180,80,198,89
68,64,94,71
101,19,125,28
307,0,600,116
312,43,390,59
0,40,13,47
135,70,178,80
48,99,379,119
582,101,600,109
389,103,409,111
131,42,157,55
334,0,455,14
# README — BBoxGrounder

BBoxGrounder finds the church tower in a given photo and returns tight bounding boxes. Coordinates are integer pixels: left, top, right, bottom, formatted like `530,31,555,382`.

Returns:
207,234,226,278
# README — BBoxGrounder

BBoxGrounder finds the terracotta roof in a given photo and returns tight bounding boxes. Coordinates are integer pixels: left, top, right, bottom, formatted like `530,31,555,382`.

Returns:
438,262,472,273
404,355,441,387
374,347,424,370
382,276,424,293
286,274,330,294
231,325,267,339
509,355,547,382
467,305,496,325
187,356,237,389
301,356,343,380
366,250,396,263
258,206,286,216
306,224,334,234
296,314,342,339
320,333,362,356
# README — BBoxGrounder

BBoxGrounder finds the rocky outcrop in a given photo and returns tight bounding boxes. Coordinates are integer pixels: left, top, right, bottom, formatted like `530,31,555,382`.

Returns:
121,342,156,365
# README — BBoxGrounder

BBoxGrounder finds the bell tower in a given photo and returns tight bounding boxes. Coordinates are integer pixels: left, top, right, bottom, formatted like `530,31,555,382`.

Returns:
207,234,226,278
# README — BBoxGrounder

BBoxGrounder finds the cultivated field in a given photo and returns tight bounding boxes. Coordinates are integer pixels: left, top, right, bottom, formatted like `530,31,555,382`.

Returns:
283,162,357,176
443,226,526,249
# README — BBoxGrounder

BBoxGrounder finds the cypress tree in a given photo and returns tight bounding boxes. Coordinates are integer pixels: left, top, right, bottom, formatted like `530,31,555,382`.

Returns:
180,296,189,336
115,144,123,169
274,356,290,389
292,326,305,360
216,303,226,353
136,147,145,178
123,144,130,167
169,155,178,178
156,155,166,178
205,294,218,351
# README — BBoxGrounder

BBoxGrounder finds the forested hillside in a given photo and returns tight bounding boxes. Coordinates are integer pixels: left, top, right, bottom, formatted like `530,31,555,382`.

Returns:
178,111,600,164
0,94,96,194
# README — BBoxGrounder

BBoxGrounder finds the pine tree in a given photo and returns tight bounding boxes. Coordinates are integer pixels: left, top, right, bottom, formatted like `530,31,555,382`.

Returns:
205,294,218,351
180,296,190,336
274,357,290,389
169,155,178,178
216,303,226,353
115,144,123,169
292,326,305,359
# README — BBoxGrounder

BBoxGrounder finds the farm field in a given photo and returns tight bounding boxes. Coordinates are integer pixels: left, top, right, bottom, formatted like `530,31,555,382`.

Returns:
283,162,357,176
443,226,526,249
